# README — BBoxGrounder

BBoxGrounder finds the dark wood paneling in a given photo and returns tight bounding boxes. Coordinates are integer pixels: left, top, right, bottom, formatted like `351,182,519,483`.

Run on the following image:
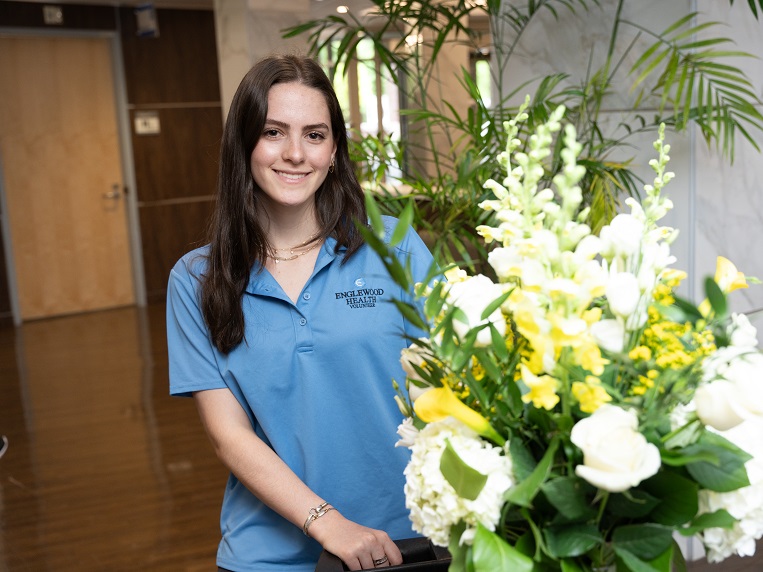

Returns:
0,226,11,322
120,7,221,105
131,106,222,202
0,0,116,30
139,200,214,301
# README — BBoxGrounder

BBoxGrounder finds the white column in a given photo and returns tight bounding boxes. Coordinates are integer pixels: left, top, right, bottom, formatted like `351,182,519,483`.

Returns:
213,0,311,120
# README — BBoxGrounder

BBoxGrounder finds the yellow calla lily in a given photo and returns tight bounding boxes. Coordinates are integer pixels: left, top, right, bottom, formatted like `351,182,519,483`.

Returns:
414,385,505,445
715,256,748,293
699,256,749,316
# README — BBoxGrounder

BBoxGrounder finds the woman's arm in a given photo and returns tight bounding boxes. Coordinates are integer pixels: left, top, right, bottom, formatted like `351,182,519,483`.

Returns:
194,388,403,570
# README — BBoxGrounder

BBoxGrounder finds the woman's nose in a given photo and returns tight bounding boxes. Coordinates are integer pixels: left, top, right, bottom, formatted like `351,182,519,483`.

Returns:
283,137,304,163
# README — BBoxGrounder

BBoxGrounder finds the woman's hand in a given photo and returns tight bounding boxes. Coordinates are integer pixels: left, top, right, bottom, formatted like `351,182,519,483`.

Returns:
308,509,403,570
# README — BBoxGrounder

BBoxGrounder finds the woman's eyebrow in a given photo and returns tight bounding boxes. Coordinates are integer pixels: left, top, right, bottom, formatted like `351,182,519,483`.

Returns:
264,118,329,131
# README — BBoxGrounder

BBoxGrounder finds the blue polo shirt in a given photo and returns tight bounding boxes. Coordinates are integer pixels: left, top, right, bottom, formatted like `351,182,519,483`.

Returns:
167,217,434,571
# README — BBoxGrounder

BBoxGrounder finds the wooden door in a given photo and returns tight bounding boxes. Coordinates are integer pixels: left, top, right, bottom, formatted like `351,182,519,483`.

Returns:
0,35,135,320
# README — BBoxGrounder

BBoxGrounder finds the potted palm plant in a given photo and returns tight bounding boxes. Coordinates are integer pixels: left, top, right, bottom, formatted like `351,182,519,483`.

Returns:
285,0,763,272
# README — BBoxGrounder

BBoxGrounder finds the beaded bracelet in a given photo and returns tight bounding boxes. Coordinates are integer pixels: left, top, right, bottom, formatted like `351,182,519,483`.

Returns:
303,501,336,537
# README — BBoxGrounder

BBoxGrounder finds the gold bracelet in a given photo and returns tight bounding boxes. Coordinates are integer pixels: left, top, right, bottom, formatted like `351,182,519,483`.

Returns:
303,501,336,537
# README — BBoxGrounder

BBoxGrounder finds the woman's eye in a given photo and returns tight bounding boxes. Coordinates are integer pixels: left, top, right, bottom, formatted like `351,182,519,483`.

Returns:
264,129,280,137
307,131,326,141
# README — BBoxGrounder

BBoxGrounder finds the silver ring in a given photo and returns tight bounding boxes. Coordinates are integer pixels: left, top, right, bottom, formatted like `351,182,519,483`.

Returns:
373,555,388,566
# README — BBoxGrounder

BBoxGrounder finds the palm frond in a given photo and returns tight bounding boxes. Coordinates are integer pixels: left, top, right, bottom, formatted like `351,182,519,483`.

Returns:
628,16,763,159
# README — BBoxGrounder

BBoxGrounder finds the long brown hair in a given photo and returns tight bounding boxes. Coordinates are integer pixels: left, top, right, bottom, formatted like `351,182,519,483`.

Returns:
201,54,367,354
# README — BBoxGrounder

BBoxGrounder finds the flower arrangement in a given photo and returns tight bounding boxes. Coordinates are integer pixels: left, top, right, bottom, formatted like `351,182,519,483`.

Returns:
363,101,763,571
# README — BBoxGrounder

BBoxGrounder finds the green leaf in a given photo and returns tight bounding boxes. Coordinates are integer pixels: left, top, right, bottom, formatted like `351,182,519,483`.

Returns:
540,476,597,520
479,289,511,321
685,432,751,492
647,544,674,572
448,521,469,572
705,276,728,317
670,539,688,572
392,300,428,332
560,558,585,572
607,489,661,519
440,439,488,501
472,524,534,572
679,509,736,535
612,524,674,560
614,548,660,572
668,296,704,324
640,470,699,526
364,191,385,238
390,201,414,247
505,436,560,507
543,524,602,558
508,438,536,482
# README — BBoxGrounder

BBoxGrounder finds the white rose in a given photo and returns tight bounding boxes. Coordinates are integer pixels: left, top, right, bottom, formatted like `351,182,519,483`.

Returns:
571,405,661,492
589,319,626,354
695,349,763,431
446,274,507,347
606,272,641,319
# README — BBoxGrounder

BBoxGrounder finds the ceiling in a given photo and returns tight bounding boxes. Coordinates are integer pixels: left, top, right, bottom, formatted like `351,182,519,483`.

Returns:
13,0,377,15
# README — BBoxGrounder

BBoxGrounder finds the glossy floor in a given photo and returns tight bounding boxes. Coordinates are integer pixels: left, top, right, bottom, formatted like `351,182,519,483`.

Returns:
0,305,761,571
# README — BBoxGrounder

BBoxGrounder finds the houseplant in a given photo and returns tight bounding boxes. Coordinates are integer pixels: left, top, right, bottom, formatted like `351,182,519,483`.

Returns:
286,0,763,270
360,103,763,571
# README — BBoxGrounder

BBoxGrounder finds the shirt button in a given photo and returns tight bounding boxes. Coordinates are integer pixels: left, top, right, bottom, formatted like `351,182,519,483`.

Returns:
303,292,311,300
299,318,307,326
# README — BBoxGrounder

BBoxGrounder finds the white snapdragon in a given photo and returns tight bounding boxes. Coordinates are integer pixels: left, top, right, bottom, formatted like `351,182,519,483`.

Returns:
599,214,644,263
487,247,521,281
571,405,661,492
404,418,514,547
446,274,507,347
589,319,626,354
400,339,432,385
728,313,759,349
695,347,763,431
605,272,641,320
395,417,420,448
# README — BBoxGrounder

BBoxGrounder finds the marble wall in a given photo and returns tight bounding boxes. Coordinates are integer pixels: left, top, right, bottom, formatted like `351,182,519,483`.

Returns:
497,0,763,335
212,0,763,334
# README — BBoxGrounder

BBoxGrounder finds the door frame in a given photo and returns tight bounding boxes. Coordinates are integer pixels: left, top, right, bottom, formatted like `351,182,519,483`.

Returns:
0,27,147,325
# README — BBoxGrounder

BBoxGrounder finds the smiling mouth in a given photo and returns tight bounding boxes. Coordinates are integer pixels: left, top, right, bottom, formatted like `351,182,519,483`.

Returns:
276,171,309,181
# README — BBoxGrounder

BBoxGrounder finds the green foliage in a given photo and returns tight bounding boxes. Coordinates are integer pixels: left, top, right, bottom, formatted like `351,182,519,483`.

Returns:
441,439,489,501
285,0,763,270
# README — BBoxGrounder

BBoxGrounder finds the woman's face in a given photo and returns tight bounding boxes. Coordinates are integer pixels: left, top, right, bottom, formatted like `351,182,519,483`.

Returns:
250,82,336,214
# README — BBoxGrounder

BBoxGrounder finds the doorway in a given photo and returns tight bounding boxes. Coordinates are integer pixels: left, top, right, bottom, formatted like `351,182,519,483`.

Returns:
0,33,139,322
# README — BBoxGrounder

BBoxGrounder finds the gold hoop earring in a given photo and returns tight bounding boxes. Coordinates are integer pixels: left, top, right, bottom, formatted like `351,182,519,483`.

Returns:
328,157,335,174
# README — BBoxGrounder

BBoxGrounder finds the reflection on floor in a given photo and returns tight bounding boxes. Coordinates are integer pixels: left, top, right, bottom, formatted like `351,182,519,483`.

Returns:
0,304,761,571
0,304,226,571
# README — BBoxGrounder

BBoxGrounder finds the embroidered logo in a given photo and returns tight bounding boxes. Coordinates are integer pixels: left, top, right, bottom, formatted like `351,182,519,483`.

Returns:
335,286,384,309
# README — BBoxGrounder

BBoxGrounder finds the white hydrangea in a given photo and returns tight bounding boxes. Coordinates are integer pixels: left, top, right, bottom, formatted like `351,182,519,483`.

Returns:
699,418,763,562
404,418,514,547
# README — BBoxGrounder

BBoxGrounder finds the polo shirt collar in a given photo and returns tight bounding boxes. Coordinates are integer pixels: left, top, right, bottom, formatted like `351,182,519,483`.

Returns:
245,236,346,296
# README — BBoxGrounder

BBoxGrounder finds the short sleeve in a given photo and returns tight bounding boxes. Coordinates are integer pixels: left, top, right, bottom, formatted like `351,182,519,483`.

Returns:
166,252,227,397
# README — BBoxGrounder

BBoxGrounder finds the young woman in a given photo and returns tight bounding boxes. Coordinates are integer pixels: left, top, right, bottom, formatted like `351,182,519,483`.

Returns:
166,55,434,571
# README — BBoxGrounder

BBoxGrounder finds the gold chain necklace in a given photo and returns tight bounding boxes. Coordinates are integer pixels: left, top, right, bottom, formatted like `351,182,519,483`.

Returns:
268,235,321,263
